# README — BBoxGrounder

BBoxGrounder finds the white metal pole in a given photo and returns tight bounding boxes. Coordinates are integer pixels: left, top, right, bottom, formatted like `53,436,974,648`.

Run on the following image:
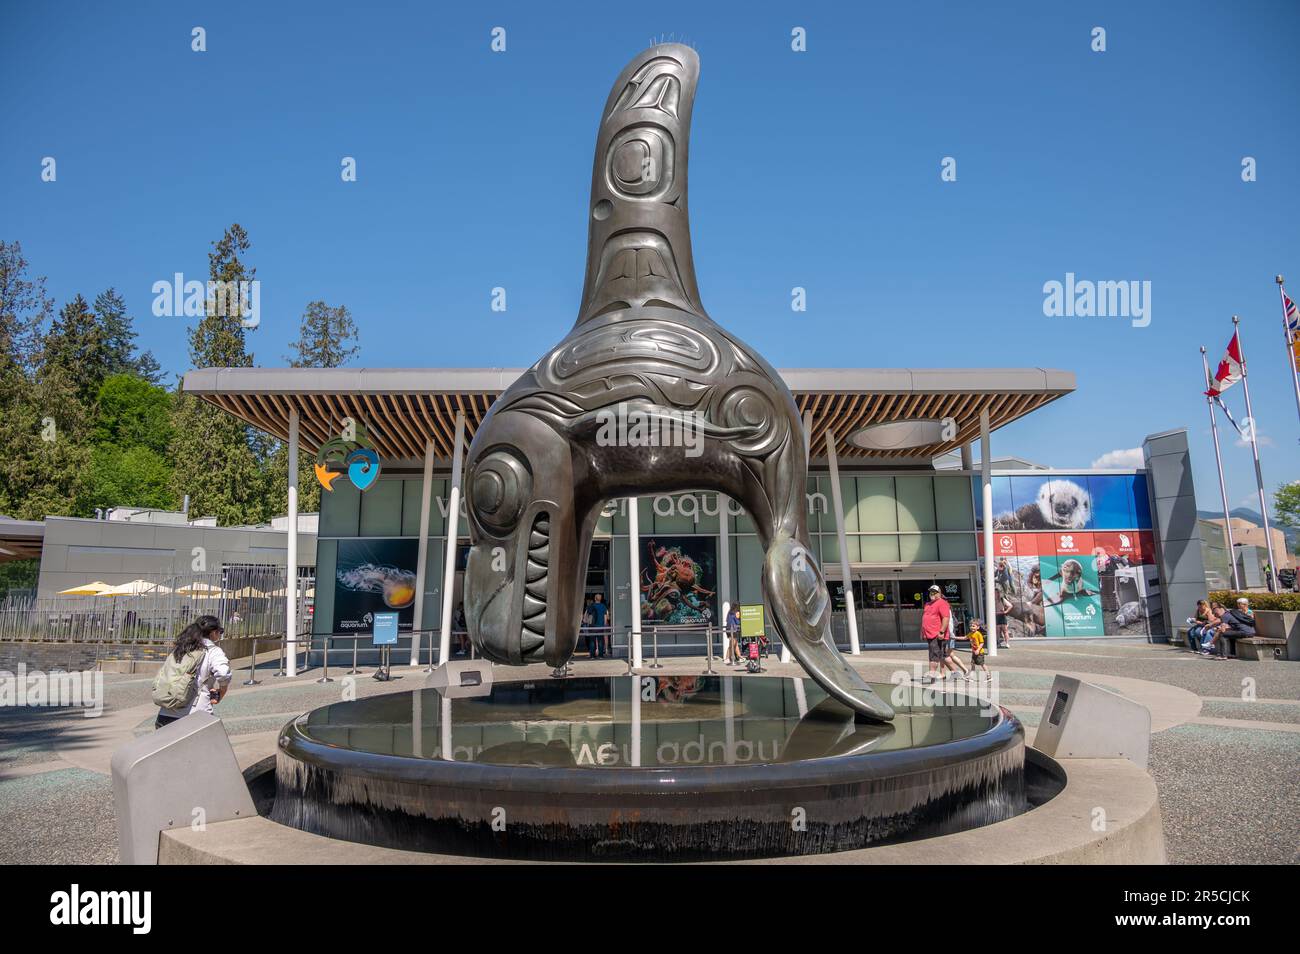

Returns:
718,493,730,662
1202,347,1241,589
411,440,435,665
786,411,812,664
440,695,452,760
722,674,736,764
412,688,422,757
1234,316,1279,591
825,428,860,654
286,407,299,677
628,497,642,668
980,409,997,656
629,673,642,767
1276,277,1300,427
438,412,466,665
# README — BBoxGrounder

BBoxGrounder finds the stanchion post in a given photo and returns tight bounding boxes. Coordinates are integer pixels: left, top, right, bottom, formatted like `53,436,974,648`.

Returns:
704,623,714,674
648,625,663,669
316,635,333,683
242,638,260,686
348,636,361,675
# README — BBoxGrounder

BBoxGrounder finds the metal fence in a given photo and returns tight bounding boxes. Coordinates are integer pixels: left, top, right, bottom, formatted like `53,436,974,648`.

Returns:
0,565,314,643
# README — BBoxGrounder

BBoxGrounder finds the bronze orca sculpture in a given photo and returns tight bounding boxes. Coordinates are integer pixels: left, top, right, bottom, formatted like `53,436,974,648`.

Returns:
462,43,895,721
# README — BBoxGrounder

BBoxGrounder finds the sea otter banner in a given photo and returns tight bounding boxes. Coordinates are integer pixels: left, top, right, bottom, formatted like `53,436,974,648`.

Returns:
977,474,1162,637
333,539,420,633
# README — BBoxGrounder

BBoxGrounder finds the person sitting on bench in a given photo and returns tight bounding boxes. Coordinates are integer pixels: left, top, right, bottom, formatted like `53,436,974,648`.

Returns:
1213,598,1256,659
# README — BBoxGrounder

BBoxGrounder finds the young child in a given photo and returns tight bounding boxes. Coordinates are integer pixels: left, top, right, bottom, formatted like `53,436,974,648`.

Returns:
968,618,991,679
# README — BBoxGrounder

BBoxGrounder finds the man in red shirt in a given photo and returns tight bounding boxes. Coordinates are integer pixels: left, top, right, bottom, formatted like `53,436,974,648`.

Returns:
921,584,951,683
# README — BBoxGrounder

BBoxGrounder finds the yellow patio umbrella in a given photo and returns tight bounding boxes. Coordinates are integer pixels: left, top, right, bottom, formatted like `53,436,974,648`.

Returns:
173,581,228,598
98,580,173,596
231,585,266,598
58,581,115,595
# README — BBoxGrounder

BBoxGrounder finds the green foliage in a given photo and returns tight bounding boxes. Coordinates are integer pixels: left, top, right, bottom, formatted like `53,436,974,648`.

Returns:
0,559,38,599
75,445,176,514
1275,481,1300,535
5,224,352,529
189,223,254,369
0,239,53,371
1208,591,1300,611
286,300,359,368
93,374,173,453
93,288,163,383
168,391,272,525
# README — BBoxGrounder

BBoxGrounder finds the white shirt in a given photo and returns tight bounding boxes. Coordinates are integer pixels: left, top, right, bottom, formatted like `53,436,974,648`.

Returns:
159,638,232,717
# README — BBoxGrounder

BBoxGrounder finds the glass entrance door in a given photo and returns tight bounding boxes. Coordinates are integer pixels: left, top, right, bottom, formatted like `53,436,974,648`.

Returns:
830,571,975,647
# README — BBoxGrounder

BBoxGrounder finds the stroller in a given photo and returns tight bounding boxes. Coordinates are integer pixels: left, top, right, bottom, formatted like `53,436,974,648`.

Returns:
740,634,769,673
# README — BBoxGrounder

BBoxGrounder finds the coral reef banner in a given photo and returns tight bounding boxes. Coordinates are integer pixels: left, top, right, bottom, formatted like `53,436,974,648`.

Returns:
639,536,718,626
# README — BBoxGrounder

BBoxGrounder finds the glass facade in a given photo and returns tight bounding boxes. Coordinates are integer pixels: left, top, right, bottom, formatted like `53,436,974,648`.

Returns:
313,468,1160,643
313,470,982,642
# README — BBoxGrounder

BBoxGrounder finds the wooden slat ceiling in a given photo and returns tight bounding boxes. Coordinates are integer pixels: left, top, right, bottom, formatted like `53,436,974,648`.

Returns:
199,387,1064,462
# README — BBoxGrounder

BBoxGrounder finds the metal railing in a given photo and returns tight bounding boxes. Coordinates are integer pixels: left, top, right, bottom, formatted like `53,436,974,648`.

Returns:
0,566,313,643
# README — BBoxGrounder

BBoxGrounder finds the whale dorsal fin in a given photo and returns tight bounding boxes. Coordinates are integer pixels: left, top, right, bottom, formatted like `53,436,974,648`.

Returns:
575,44,707,327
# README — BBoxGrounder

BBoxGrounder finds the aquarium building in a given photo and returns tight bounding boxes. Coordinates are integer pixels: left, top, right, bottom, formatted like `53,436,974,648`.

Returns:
183,366,1206,665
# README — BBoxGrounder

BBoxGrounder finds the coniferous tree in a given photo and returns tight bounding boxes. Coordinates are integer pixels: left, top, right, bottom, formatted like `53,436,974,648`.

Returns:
286,301,359,368
92,288,162,383
168,224,270,525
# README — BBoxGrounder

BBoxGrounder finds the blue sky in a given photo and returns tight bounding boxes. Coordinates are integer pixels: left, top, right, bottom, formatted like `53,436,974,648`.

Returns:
3,0,1298,513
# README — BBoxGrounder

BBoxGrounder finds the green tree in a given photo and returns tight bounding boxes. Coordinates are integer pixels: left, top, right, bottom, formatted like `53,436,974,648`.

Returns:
1276,481,1300,528
93,288,162,383
39,295,116,405
189,223,255,369
0,239,53,372
0,241,54,517
75,445,176,515
169,224,271,525
286,300,359,368
93,373,173,452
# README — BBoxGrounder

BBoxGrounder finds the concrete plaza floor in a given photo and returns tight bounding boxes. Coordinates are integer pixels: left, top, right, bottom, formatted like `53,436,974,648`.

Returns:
1,639,1295,864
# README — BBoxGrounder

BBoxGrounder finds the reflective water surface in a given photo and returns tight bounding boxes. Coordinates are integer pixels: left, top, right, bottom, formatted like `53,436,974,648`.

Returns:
295,675,1003,768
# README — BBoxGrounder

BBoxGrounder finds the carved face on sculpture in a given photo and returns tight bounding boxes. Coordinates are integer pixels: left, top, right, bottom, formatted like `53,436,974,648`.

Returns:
461,44,895,721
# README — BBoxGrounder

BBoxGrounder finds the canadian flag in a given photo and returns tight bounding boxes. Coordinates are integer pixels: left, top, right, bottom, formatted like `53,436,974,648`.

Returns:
1204,331,1244,397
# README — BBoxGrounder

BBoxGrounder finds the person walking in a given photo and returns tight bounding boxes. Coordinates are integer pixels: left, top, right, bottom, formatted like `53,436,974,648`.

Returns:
922,584,951,685
725,605,742,666
151,615,231,729
587,593,609,658
967,617,991,679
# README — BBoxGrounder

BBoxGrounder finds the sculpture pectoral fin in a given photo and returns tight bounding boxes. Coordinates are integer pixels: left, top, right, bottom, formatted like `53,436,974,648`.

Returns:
762,533,895,722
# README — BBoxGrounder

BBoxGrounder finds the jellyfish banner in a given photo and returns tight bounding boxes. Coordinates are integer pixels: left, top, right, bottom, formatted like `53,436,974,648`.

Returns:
333,539,420,633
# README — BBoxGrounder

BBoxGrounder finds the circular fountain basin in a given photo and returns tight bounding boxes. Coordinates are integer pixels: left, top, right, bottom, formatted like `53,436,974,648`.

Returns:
272,675,1024,861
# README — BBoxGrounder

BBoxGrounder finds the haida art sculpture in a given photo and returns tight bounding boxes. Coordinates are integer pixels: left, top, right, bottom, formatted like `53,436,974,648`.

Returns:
461,44,894,721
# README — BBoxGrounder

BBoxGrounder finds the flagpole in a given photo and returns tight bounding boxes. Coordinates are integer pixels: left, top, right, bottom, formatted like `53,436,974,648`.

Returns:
1275,275,1300,427
1203,346,1241,590
1234,315,1279,592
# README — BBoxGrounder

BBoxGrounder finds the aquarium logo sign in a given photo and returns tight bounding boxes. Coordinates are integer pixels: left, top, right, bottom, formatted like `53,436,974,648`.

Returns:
315,419,381,492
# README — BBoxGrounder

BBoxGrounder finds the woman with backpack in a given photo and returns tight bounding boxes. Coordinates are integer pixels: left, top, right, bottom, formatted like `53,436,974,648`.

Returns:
152,615,232,729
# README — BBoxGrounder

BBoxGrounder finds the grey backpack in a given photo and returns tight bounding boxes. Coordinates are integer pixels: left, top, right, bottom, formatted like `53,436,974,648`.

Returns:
151,648,206,710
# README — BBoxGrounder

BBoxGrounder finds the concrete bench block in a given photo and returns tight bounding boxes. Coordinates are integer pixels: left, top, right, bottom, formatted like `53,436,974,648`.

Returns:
111,711,256,864
1034,675,1151,770
1236,637,1286,662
